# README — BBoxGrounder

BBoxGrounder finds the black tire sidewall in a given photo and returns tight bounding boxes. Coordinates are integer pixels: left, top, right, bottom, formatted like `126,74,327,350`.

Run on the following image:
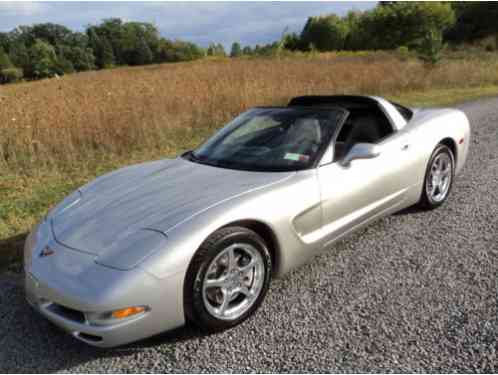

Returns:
184,227,272,332
420,144,455,209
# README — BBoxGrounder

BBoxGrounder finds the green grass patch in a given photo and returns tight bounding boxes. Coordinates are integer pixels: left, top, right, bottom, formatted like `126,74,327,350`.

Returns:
389,85,498,107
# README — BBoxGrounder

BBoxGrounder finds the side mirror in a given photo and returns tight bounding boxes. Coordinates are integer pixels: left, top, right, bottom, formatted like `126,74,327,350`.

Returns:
340,143,380,167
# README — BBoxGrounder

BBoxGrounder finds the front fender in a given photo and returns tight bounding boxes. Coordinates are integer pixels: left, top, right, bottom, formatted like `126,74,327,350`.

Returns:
139,170,322,279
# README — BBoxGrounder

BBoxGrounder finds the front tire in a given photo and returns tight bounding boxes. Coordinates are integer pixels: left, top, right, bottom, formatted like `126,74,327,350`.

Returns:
418,144,455,209
184,226,272,332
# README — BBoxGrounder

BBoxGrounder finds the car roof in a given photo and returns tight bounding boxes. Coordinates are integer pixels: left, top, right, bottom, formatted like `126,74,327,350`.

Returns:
288,95,380,108
288,95,407,130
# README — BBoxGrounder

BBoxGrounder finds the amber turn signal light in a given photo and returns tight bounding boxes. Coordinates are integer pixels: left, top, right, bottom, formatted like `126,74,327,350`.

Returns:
111,306,146,319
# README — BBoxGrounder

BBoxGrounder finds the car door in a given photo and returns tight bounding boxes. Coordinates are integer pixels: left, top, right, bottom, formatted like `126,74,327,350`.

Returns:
316,119,416,248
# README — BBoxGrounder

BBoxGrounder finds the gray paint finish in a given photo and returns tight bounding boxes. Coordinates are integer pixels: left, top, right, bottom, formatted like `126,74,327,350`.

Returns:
52,158,293,269
24,95,471,347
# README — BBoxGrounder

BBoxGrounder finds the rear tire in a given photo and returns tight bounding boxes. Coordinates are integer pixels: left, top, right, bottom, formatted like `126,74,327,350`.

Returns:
184,226,272,332
417,144,454,210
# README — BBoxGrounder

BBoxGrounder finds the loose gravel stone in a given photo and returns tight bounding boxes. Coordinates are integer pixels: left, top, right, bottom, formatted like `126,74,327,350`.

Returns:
0,98,497,373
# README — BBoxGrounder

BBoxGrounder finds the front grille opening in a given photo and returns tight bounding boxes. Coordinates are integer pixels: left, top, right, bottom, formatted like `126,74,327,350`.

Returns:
48,303,86,323
77,332,103,342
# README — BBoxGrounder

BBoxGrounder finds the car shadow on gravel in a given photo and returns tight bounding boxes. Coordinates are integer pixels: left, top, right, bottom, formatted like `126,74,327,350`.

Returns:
0,232,26,272
392,204,427,216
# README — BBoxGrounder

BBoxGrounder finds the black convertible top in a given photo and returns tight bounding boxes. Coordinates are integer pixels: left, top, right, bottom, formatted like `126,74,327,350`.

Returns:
288,95,379,108
289,95,413,121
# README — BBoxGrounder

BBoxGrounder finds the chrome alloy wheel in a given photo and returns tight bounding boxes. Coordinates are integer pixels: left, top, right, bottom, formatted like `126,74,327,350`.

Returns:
426,152,452,203
202,243,265,321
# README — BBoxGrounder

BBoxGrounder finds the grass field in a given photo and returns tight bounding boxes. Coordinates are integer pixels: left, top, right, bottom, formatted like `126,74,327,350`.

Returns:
1,51,498,271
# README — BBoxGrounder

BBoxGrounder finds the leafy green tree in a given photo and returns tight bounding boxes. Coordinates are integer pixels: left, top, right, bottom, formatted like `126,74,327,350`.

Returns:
100,37,116,68
8,42,30,72
30,23,73,46
59,32,95,71
361,2,455,50
217,43,226,56
446,2,498,43
342,11,368,50
88,29,115,68
121,22,156,65
157,39,204,62
0,67,23,83
300,14,349,51
206,43,216,56
54,55,75,75
93,18,125,64
206,43,226,57
282,33,302,51
0,32,10,53
66,46,95,71
242,46,253,55
134,36,153,65
26,39,58,79
417,28,444,65
230,42,242,57
0,47,13,69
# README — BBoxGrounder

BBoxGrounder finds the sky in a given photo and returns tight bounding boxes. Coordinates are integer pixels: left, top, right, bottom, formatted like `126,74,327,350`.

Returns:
0,1,376,48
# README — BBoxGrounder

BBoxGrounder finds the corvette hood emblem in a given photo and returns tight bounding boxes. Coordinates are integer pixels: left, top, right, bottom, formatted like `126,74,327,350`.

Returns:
40,246,55,258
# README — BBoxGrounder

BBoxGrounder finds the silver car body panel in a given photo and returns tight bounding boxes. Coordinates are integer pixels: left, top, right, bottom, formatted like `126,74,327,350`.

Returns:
51,159,294,270
24,221,186,347
24,96,471,347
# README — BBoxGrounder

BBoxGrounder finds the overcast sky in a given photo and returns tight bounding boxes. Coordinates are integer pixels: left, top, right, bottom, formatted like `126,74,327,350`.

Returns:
0,1,376,48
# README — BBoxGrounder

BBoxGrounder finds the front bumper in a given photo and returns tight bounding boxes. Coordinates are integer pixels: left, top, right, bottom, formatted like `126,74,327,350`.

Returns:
24,222,186,348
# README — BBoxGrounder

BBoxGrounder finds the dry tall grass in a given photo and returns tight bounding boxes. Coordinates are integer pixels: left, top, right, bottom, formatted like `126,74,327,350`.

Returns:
1,51,498,175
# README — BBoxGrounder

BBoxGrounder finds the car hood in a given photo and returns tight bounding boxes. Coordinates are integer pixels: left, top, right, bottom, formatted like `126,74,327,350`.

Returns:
51,157,293,269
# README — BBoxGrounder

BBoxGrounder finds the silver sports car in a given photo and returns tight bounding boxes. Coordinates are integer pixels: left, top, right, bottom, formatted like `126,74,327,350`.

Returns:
24,95,470,347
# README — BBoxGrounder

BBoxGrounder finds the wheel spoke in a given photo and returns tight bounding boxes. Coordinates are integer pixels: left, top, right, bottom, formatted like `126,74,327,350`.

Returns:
236,285,252,298
430,177,437,194
217,288,230,315
227,247,237,272
239,258,256,275
429,181,437,197
433,156,441,171
441,165,450,177
440,159,448,173
438,159,445,173
440,176,449,193
204,276,228,289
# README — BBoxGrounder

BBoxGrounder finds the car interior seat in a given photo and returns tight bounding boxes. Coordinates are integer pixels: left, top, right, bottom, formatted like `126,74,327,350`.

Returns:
344,115,382,152
286,118,322,155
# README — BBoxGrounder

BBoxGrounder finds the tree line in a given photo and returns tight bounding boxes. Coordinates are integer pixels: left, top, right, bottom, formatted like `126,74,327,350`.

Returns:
0,18,204,84
279,2,498,61
1,2,497,84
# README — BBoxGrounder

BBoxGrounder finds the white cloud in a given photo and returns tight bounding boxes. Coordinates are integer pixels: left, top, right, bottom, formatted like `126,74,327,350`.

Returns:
0,1,45,17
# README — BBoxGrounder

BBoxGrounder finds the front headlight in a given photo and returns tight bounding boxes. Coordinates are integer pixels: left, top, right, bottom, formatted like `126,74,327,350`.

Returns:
95,229,168,270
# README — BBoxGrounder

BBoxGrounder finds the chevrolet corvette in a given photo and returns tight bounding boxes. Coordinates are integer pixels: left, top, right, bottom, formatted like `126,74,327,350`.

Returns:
24,95,471,347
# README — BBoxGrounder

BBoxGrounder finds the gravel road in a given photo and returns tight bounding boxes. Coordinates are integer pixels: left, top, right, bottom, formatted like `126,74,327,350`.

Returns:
1,97,497,373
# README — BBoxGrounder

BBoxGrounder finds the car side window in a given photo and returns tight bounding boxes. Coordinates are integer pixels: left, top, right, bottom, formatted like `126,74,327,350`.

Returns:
333,107,394,161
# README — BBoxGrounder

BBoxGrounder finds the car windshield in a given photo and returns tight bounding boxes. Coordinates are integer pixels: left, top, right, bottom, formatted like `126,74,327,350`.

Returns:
186,107,347,172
